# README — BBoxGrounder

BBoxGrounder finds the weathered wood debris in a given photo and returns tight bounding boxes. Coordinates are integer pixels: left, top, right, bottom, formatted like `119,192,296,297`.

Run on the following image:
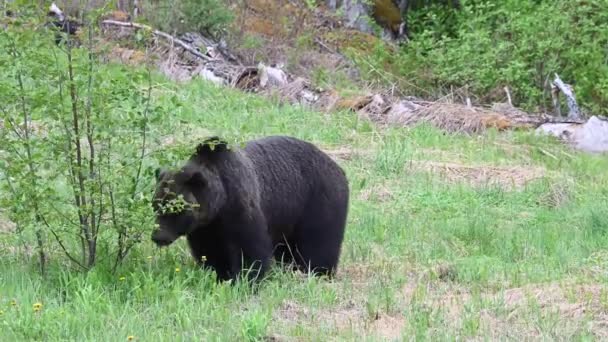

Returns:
54,5,608,153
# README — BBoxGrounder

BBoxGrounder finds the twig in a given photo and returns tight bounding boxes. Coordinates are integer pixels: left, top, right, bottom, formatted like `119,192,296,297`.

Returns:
313,37,337,54
100,20,214,62
0,106,23,140
85,21,98,266
49,39,87,262
65,29,93,268
538,148,558,161
47,227,88,270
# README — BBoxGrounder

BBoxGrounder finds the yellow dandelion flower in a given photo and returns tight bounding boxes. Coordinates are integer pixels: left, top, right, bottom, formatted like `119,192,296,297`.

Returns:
175,267,180,273
127,336,135,341
201,255,207,262
33,303,42,311
119,276,126,281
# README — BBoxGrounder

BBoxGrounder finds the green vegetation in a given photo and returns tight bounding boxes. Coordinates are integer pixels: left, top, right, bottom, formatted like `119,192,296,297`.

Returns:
142,0,233,38
2,2,608,341
359,0,608,115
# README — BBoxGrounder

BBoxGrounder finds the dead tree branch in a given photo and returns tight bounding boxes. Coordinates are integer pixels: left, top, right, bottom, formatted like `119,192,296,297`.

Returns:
100,20,214,62
552,73,581,120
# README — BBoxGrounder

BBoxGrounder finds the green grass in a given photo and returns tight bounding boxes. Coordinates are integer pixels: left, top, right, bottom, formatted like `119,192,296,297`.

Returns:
2,74,608,341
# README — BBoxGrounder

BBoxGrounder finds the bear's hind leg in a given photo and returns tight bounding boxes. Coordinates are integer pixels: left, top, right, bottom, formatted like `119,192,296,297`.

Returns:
292,202,348,277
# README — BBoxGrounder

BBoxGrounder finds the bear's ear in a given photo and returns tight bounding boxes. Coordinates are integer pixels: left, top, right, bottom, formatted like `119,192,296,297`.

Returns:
195,136,230,159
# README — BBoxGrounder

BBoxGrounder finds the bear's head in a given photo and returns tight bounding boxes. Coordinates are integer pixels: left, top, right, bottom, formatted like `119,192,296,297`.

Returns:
151,137,230,246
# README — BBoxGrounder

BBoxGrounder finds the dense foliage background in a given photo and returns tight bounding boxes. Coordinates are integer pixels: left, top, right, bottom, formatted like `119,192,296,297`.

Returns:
394,0,608,114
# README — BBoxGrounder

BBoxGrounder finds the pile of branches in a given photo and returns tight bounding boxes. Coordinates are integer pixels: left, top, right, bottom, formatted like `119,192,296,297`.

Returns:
94,11,587,135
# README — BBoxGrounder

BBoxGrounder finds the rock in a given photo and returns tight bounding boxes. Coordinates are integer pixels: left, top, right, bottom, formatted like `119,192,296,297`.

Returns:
299,89,319,107
258,63,288,88
199,68,227,86
386,100,421,124
536,116,608,153
325,0,404,41
324,0,374,34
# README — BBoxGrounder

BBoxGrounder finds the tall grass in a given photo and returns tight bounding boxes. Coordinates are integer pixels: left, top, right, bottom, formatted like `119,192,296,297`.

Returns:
2,73,608,339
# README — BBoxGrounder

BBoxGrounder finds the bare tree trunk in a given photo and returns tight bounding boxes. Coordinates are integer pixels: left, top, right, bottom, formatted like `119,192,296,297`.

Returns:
133,0,140,18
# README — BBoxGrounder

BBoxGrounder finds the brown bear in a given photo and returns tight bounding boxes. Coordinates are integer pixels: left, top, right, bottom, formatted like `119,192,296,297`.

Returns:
151,136,349,282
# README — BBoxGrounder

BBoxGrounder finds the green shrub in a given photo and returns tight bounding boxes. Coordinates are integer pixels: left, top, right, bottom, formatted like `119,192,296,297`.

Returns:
0,4,188,272
142,0,234,39
366,0,608,115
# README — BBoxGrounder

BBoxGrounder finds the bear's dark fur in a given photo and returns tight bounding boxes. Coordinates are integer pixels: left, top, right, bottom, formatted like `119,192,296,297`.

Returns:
151,135,349,282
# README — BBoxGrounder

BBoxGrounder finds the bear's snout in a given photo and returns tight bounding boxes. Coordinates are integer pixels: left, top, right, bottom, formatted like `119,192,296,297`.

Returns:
151,229,178,246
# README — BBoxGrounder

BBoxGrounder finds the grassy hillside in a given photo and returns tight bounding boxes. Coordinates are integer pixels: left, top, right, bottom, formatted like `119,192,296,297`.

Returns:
2,3,608,340
2,68,608,340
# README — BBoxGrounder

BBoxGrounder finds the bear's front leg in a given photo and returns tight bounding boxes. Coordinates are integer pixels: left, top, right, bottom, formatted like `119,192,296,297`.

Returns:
187,226,240,282
225,213,273,283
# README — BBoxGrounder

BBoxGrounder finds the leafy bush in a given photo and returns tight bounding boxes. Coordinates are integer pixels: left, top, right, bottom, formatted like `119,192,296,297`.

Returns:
142,0,234,38
0,5,187,273
364,0,608,115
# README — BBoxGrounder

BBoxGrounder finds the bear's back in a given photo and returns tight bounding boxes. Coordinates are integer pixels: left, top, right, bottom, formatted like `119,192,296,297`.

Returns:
243,136,348,226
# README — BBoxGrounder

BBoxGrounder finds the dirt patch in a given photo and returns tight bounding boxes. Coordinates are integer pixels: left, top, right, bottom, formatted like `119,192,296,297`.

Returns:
370,314,406,340
271,258,408,338
409,160,548,190
274,299,361,331
273,299,405,339
502,283,605,313
402,281,608,338
496,283,608,337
